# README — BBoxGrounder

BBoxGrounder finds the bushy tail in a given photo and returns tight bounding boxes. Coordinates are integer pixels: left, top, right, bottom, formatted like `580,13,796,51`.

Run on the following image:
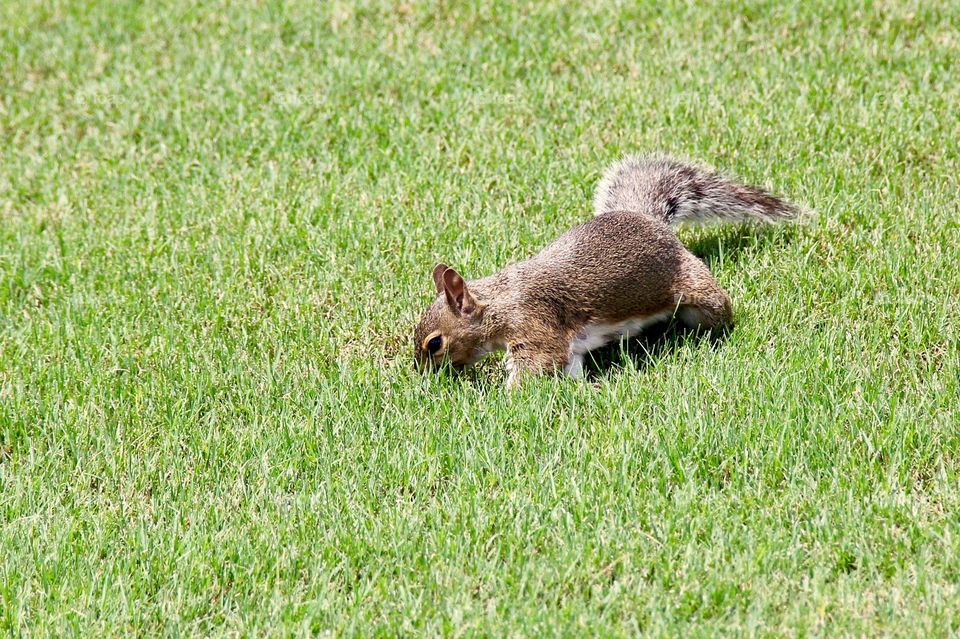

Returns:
593,155,799,225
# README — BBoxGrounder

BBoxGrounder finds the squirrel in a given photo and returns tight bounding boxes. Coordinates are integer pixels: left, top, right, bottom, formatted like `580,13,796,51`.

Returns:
414,155,801,387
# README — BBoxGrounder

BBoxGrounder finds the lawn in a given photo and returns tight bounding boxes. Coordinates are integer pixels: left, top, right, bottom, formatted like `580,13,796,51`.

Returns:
1,0,959,635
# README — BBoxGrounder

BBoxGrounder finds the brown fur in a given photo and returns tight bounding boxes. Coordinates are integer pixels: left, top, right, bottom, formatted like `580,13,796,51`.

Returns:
414,156,798,386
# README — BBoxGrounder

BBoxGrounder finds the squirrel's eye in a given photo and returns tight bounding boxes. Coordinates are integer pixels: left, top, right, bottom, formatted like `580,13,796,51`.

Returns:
427,335,443,354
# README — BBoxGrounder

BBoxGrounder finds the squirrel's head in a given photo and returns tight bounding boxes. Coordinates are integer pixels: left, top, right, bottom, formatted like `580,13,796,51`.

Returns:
414,264,489,371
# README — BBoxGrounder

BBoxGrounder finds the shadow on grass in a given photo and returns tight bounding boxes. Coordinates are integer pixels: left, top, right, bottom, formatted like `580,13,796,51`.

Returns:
581,319,729,380
683,222,798,266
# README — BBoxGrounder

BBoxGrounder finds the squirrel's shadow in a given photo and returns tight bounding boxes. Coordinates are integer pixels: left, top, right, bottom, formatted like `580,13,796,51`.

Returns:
682,222,797,266
582,319,728,379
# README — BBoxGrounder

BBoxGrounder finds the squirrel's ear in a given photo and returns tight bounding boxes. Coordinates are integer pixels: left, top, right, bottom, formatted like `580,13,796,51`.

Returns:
432,263,449,293
441,267,477,316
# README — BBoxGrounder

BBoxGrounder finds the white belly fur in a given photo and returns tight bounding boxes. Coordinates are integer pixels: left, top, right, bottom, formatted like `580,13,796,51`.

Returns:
563,311,674,378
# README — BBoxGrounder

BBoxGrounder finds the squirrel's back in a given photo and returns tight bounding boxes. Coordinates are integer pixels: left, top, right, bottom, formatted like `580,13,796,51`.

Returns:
515,210,690,322
593,155,798,225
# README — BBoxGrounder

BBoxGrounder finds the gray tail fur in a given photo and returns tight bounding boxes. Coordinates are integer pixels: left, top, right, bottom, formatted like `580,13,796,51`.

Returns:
593,155,799,225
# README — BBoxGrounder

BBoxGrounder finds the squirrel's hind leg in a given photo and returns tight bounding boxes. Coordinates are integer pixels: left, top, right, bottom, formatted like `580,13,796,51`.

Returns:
674,259,734,331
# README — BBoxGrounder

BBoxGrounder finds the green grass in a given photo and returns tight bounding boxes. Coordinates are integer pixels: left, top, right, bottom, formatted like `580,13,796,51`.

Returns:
2,0,959,635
